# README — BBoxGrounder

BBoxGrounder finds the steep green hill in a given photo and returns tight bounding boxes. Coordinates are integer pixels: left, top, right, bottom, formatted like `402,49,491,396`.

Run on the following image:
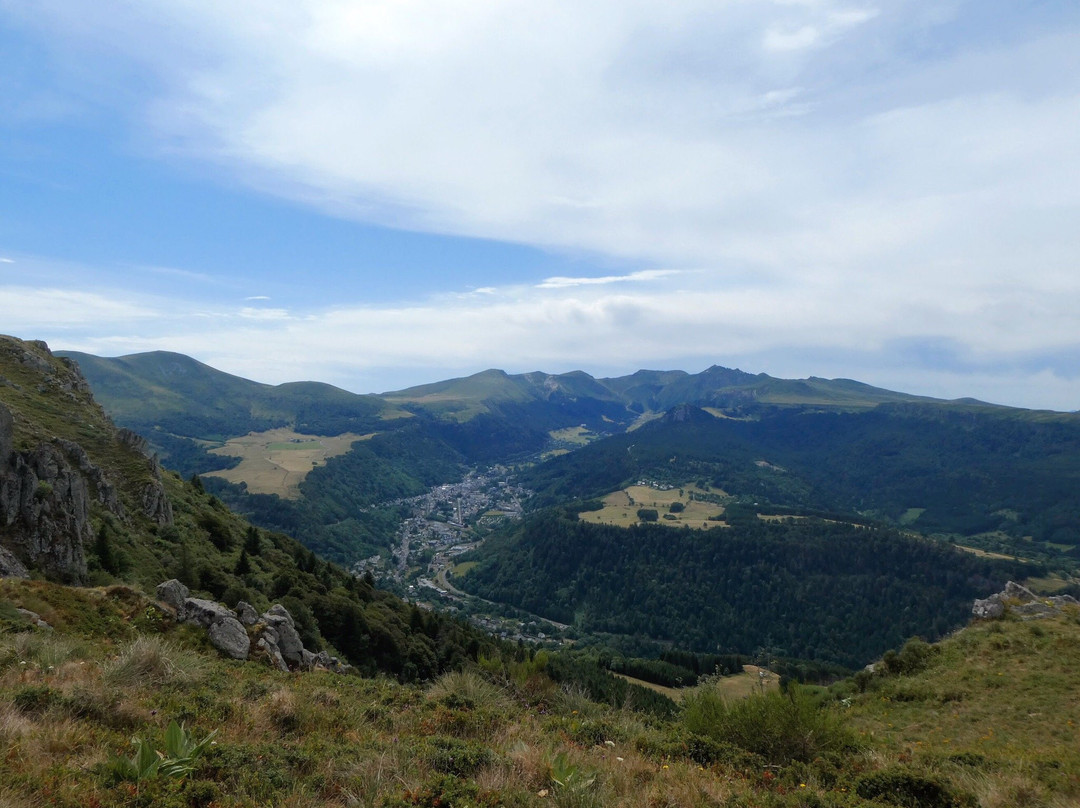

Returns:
0,336,502,680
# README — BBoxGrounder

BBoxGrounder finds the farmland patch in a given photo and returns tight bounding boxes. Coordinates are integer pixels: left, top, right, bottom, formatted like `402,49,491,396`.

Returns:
203,427,374,499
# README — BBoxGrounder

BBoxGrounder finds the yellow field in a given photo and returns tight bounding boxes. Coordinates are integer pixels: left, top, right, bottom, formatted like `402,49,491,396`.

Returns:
203,427,374,499
548,425,597,445
578,484,727,529
615,664,779,704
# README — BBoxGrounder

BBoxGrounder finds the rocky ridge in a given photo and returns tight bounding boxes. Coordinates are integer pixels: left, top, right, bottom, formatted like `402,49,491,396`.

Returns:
0,337,174,582
156,578,351,674
972,580,1079,620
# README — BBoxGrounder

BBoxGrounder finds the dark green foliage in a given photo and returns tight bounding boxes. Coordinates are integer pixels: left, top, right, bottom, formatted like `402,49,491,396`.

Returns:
636,508,659,522
668,501,685,513
424,737,495,777
521,402,1080,548
682,685,857,765
545,654,679,718
461,510,1019,668
855,767,965,808
13,684,59,714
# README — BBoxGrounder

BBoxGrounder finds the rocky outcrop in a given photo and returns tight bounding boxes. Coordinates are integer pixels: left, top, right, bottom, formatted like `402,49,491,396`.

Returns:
0,544,29,578
0,406,91,583
155,580,350,673
56,438,124,518
156,578,190,610
141,462,174,525
972,580,1079,621
119,429,174,525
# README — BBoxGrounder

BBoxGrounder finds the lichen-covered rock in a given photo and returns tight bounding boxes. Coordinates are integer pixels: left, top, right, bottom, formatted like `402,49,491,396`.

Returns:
972,593,1005,619
156,579,190,611
260,604,305,667
973,581,1079,621
179,597,238,629
207,617,251,660
235,601,259,626
56,438,124,518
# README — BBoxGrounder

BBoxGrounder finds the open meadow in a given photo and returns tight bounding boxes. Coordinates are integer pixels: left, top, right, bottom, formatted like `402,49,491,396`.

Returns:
578,484,727,529
203,427,374,499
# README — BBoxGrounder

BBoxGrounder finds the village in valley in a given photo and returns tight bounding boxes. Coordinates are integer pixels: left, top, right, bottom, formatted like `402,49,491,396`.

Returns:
350,467,566,645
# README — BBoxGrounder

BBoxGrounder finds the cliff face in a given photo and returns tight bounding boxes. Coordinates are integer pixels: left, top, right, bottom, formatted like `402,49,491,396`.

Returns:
0,337,174,581
0,406,91,581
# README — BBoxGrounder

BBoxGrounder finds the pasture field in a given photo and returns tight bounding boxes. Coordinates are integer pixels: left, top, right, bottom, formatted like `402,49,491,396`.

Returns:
203,427,374,499
578,484,727,529
615,664,779,704
548,425,598,445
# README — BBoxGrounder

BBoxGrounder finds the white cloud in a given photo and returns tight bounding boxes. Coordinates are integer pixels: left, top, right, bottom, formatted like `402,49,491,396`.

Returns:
536,270,682,289
3,1,1080,408
0,258,14,264
244,295,271,301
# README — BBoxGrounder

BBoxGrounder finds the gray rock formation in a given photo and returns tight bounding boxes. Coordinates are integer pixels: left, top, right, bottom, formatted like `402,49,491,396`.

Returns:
0,408,91,582
260,604,305,668
235,601,259,626
16,608,52,630
207,617,251,660
973,580,1080,621
0,544,29,578
256,636,290,672
179,597,239,628
156,578,190,610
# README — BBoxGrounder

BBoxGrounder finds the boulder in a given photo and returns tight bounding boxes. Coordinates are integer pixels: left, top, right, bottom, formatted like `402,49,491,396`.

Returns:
156,579,190,611
261,604,304,667
1003,581,1038,603
180,597,238,629
972,593,1005,619
235,601,259,626
207,617,251,660
257,636,289,672
16,608,52,630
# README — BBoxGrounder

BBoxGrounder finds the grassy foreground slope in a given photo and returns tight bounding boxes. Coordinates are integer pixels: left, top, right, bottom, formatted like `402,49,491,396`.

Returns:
2,578,1077,808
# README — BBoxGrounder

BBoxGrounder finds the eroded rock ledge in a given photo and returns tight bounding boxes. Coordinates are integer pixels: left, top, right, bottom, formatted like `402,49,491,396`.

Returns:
972,580,1079,620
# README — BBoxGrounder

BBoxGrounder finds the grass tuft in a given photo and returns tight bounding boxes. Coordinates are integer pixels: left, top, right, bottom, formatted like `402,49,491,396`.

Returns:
101,634,202,688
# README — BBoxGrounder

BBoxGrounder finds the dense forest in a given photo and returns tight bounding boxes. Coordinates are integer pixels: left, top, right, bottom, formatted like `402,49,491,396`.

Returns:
458,509,1026,669
522,403,1080,549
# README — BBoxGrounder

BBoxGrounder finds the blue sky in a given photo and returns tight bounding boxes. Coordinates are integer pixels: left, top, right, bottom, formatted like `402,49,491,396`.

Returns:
2,1,1079,409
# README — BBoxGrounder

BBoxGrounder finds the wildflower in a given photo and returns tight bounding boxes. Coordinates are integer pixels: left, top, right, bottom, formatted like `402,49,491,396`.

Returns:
800,783,807,788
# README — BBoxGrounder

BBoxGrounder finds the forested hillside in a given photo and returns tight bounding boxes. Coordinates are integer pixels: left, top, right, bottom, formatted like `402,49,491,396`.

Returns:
459,509,1024,668
522,403,1080,553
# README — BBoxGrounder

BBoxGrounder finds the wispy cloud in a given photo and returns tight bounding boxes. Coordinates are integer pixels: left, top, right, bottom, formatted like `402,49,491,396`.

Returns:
536,270,682,289
244,295,271,301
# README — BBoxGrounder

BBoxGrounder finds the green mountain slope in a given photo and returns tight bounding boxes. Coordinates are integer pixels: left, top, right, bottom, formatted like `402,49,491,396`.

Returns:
1,336,502,680
522,403,1080,555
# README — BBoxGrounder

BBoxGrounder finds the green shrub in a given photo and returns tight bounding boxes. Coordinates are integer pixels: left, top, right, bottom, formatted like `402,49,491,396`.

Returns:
424,736,495,776
13,684,58,713
855,767,967,808
681,684,857,765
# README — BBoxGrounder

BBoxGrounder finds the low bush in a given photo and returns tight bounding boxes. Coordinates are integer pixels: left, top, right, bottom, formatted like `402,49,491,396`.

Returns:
681,683,857,765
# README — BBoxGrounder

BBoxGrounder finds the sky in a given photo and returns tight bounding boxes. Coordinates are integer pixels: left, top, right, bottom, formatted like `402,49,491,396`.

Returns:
1,1,1079,410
